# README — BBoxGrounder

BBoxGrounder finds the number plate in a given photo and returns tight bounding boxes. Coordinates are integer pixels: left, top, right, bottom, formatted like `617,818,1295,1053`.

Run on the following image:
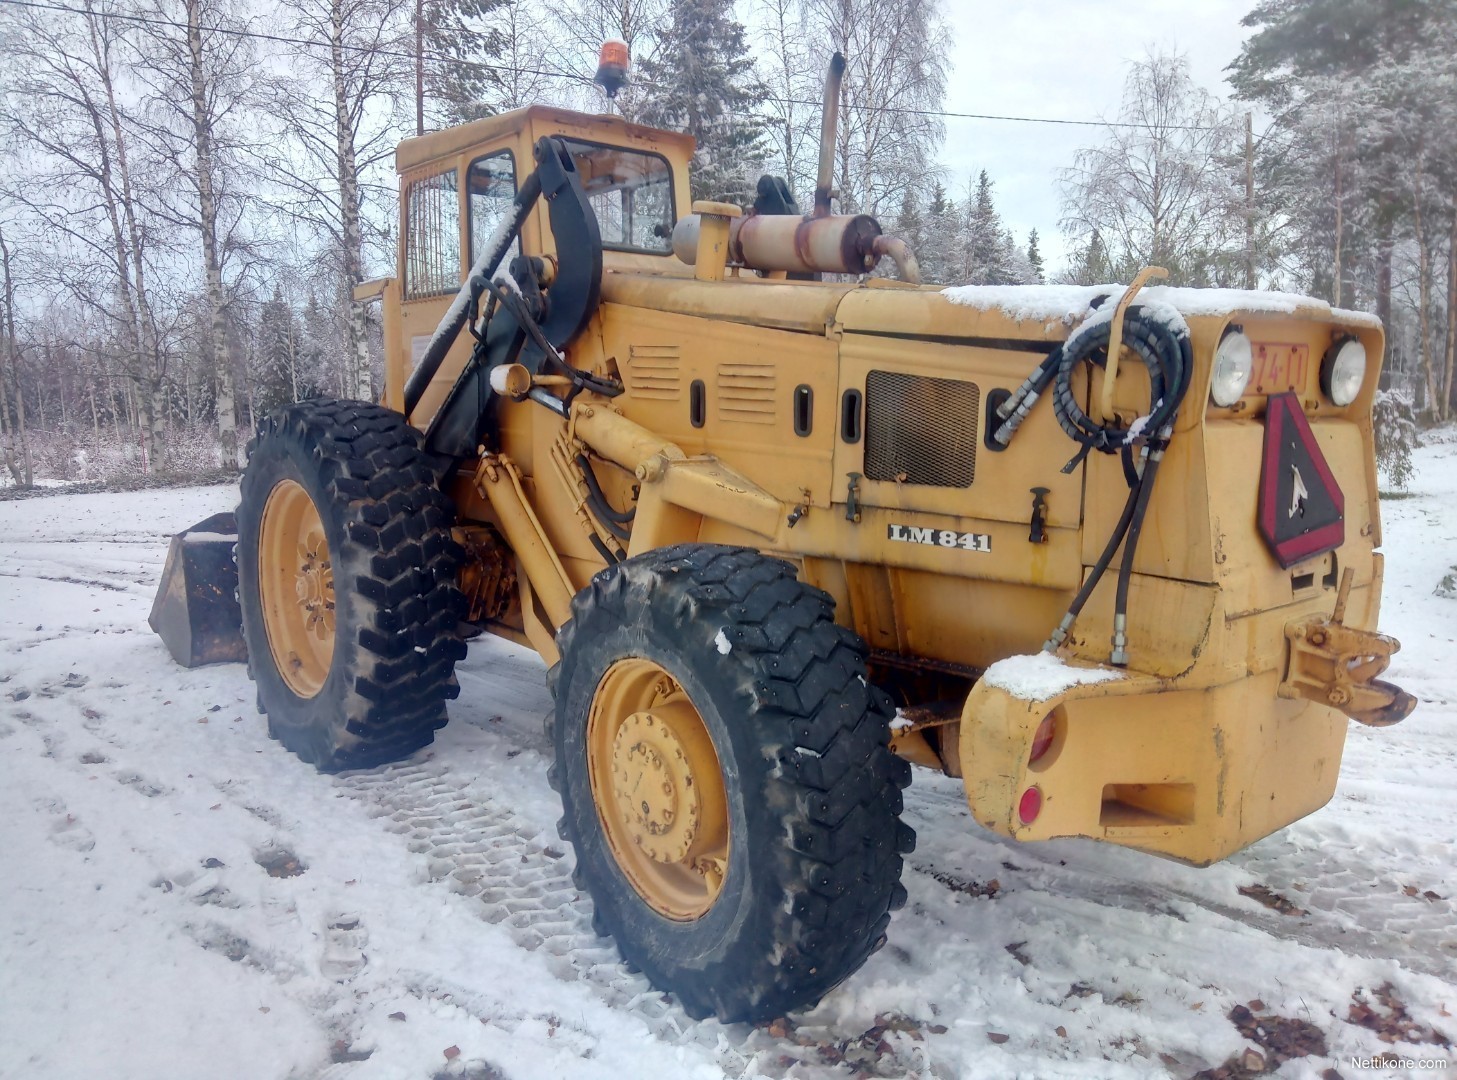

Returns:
1251,342,1310,395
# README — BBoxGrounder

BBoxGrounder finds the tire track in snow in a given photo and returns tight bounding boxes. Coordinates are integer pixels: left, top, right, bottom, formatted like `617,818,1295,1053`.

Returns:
903,781,1457,981
334,759,939,1080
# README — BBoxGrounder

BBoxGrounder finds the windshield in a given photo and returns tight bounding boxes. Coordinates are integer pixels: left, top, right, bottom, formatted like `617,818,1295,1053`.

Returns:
559,138,675,255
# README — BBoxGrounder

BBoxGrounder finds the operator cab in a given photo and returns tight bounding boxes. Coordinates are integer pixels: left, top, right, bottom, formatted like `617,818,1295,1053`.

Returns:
395,105,693,290
386,107,694,426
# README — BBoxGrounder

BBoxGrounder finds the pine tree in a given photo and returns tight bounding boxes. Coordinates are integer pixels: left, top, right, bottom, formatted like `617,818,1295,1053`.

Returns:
638,0,765,204
419,0,509,126
917,181,957,284
999,228,1035,285
257,287,301,412
958,170,1011,285
298,292,335,400
1027,229,1045,284
1071,229,1112,285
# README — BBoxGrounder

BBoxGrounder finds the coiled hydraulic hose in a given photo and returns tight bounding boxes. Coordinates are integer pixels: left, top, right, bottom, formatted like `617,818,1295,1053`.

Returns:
992,301,1192,665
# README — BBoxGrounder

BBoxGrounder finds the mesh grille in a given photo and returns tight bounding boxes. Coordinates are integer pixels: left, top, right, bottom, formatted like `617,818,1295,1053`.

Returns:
404,170,460,300
863,370,979,487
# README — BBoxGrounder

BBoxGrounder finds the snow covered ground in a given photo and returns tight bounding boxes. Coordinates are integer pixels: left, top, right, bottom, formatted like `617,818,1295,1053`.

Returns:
2,443,1455,1080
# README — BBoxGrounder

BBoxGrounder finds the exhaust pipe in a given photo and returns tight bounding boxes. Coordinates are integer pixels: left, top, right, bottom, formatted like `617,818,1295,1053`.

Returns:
671,49,923,284
813,52,845,218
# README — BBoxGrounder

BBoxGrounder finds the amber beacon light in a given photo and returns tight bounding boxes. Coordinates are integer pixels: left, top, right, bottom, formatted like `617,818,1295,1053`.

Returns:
595,39,630,98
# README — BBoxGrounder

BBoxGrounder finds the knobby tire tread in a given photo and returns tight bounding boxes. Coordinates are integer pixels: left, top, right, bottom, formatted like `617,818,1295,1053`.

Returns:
239,399,466,772
550,543,913,1022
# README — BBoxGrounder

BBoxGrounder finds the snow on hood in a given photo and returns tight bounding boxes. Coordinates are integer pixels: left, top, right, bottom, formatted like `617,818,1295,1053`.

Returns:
981,651,1124,701
941,282,1383,330
940,284,1115,326
1060,289,1189,356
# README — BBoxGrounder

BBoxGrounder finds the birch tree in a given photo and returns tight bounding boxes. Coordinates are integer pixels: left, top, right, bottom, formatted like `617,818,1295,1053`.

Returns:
133,0,259,466
0,0,169,466
552,0,668,119
269,0,409,401
0,226,32,486
1060,49,1244,286
754,0,817,205
801,0,948,218
478,0,556,112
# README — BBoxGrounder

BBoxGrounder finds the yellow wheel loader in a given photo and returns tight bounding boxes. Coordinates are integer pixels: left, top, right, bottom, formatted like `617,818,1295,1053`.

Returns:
151,56,1415,1023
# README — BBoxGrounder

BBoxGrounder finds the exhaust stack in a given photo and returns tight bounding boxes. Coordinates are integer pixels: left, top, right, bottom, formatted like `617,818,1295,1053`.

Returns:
671,47,920,283
813,52,845,218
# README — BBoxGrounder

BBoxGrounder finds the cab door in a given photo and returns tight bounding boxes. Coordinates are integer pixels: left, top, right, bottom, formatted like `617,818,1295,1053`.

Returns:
399,147,520,429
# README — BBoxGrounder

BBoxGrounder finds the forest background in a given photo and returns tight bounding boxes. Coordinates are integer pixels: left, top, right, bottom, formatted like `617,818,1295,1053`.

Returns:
0,0,1452,487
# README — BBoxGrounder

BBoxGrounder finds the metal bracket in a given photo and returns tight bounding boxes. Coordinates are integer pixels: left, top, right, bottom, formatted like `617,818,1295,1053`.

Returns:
1028,486,1049,544
787,489,811,528
845,472,862,523
1278,570,1415,727
1100,265,1168,421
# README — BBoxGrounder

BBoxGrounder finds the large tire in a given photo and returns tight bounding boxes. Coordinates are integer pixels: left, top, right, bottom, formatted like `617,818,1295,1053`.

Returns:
550,544,914,1022
237,399,467,772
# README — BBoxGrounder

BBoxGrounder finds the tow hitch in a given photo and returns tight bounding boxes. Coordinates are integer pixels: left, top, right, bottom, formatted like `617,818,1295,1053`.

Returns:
1279,569,1416,727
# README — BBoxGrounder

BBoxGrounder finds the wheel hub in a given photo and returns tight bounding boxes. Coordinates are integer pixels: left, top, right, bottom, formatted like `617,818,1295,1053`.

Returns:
258,479,336,698
611,707,703,864
586,659,730,920
293,529,334,638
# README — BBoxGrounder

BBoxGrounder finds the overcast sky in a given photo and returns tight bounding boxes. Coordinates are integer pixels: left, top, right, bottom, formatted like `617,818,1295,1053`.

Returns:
936,0,1258,274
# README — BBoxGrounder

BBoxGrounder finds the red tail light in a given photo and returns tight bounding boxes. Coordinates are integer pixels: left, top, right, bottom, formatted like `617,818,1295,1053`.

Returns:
1029,712,1057,764
1018,786,1042,824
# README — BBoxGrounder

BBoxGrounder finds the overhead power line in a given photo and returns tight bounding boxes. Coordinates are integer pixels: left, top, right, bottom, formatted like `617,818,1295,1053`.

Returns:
0,0,1234,134
0,0,591,83
762,95,1226,132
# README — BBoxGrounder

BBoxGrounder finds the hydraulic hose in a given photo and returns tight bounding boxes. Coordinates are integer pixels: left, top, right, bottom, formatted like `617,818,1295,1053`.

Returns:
1050,308,1187,457
577,454,636,523
1034,302,1192,662
577,454,633,544
1042,477,1141,652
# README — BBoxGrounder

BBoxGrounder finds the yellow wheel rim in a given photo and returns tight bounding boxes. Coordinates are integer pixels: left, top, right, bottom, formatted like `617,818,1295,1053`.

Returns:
587,658,730,920
259,479,335,699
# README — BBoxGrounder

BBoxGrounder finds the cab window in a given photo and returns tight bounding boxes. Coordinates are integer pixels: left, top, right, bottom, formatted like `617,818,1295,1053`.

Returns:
404,169,460,300
560,138,674,255
468,150,518,264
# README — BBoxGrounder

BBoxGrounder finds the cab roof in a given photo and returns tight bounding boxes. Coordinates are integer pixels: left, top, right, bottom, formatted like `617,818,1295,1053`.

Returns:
394,104,697,174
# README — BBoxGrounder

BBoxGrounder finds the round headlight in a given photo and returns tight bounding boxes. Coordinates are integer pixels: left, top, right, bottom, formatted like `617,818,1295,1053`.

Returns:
1211,330,1253,406
1322,338,1366,406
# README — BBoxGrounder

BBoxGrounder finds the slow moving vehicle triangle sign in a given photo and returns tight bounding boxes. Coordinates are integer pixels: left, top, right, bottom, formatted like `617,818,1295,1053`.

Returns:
1258,392,1345,569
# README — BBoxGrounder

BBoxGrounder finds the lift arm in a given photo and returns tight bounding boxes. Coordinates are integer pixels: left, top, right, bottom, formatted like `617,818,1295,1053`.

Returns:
403,135,603,455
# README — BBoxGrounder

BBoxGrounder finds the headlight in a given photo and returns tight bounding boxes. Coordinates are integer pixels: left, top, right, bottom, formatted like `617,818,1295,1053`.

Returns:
1211,330,1253,406
1322,338,1366,406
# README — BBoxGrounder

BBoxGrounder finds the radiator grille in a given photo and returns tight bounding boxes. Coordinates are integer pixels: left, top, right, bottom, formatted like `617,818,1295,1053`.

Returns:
627,344,681,400
716,363,776,424
863,370,979,487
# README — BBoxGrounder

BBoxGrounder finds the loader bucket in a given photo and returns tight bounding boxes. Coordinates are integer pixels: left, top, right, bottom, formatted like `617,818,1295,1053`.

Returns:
148,511,247,668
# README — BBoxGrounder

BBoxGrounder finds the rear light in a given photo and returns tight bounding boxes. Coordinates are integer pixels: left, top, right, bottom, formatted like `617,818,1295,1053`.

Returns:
1028,712,1057,764
1018,786,1042,824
